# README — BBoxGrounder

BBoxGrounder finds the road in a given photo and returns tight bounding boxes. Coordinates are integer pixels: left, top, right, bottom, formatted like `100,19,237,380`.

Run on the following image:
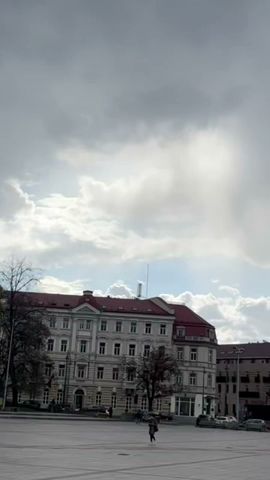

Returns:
0,418,269,480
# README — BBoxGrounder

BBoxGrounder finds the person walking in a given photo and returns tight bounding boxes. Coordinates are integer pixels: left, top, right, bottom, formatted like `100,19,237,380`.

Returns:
148,416,158,443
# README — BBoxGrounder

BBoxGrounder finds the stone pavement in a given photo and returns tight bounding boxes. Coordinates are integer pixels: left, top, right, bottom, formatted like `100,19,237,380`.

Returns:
0,417,269,480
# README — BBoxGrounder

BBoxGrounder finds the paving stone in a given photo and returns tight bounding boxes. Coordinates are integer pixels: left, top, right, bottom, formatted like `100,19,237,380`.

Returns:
0,418,269,480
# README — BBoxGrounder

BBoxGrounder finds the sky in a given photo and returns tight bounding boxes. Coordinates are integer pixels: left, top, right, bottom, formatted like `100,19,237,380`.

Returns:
1,0,270,344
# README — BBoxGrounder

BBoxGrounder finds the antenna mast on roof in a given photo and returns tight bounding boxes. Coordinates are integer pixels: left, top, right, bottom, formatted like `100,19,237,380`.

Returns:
146,264,149,298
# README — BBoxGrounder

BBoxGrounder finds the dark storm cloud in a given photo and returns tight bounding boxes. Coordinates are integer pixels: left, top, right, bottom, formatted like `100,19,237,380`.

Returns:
0,0,264,179
1,0,270,266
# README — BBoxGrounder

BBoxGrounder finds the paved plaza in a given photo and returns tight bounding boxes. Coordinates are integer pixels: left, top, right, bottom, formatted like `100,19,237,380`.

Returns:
0,418,270,480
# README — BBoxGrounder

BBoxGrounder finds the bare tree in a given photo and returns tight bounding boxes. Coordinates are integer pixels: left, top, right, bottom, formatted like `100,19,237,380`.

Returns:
130,347,179,412
0,258,50,407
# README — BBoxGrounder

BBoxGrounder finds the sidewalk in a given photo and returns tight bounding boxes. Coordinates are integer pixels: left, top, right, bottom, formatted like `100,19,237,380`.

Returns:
0,410,186,424
0,410,121,421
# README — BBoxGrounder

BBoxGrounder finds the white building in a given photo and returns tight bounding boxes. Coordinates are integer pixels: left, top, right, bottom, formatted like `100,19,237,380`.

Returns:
15,291,217,417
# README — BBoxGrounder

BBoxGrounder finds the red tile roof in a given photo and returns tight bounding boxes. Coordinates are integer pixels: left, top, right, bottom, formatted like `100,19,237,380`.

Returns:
21,292,172,316
170,303,214,328
218,343,270,359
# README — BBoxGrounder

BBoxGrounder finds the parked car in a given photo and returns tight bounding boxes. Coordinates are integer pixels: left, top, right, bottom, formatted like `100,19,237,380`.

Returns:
20,400,41,410
239,419,267,432
196,414,216,427
215,415,237,425
86,406,110,417
142,411,173,422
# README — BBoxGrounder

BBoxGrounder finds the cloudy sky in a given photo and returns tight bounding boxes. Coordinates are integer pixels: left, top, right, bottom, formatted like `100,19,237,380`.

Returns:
1,0,270,343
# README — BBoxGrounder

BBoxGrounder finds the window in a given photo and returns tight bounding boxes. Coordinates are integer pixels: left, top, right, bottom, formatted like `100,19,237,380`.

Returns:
58,364,65,377
218,384,222,393
141,396,147,410
114,343,121,356
116,321,122,332
208,349,213,364
79,320,85,330
129,344,136,356
96,392,102,406
176,373,183,385
80,340,87,353
189,373,197,385
100,320,107,331
49,317,56,328
43,389,49,404
47,339,54,352
226,384,229,393
77,365,86,379
111,392,117,408
209,329,215,340
99,342,106,355
190,348,197,361
126,395,132,411
144,345,150,357
159,345,165,356
97,367,104,380
233,384,236,393
160,324,166,335
62,318,69,329
176,326,185,337
175,396,195,416
130,321,137,333
207,374,212,387
145,323,152,334
127,368,136,382
86,319,91,330
45,364,52,376
156,398,162,411
60,339,68,352
57,389,63,404
112,368,119,380
177,347,184,361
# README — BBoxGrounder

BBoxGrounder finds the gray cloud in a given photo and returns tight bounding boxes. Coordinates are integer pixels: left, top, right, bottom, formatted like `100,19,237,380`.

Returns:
1,1,270,267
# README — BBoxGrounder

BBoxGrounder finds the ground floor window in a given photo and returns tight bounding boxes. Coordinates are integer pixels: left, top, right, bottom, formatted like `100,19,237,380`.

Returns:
141,395,147,410
175,396,195,416
96,392,102,406
155,398,162,411
111,392,117,408
125,396,132,411
57,389,63,404
43,389,49,405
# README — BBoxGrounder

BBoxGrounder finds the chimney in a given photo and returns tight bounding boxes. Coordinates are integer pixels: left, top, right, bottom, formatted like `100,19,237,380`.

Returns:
83,290,93,296
137,281,143,299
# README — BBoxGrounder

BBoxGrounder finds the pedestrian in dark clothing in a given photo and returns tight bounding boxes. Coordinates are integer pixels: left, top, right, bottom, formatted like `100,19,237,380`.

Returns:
108,406,113,418
148,416,158,443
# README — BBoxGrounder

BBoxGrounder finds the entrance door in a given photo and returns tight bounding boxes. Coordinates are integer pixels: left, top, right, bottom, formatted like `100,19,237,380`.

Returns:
74,389,84,410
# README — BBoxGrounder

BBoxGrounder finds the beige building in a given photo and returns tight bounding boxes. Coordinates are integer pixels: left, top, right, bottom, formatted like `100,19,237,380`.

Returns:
217,343,270,419
15,291,217,417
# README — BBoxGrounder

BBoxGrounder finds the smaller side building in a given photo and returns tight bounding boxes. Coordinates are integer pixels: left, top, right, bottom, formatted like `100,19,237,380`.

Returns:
171,305,217,418
217,343,270,419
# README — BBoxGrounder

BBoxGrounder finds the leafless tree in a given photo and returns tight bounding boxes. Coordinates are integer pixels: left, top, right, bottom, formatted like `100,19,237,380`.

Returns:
128,347,179,412
0,258,50,407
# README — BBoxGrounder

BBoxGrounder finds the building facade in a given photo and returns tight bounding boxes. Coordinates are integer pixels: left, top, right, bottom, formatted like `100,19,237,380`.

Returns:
171,305,217,418
12,291,217,417
217,343,270,419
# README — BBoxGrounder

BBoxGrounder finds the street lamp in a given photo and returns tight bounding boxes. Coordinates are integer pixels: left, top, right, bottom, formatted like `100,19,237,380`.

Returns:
202,366,205,414
2,316,15,410
232,347,244,421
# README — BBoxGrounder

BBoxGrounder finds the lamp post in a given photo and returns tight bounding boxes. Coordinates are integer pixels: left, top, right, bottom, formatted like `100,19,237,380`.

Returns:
233,347,244,421
2,316,15,410
63,351,71,407
202,366,205,414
